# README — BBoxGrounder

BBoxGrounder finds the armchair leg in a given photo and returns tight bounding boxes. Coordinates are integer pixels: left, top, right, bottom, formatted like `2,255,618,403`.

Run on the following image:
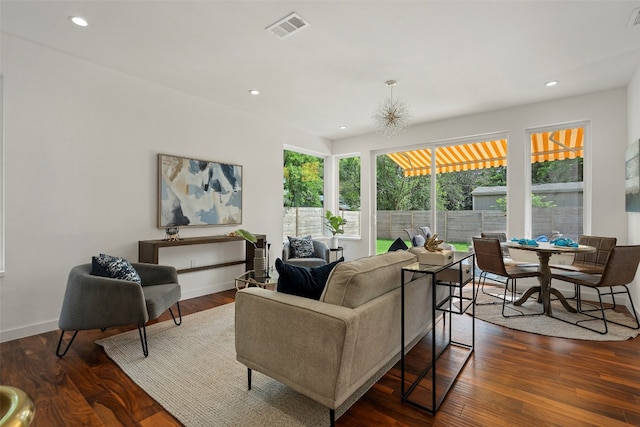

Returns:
138,324,149,357
169,301,182,326
56,330,79,358
248,368,252,390
329,409,335,427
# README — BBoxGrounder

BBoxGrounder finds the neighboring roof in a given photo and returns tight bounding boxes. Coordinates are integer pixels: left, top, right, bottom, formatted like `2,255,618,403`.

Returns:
388,127,584,177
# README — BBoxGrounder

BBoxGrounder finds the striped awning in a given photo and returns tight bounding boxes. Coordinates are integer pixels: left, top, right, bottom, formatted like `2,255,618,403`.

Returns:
388,127,584,177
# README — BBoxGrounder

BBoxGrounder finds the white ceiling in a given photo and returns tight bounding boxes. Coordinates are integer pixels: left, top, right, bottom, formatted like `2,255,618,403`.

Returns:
2,1,640,140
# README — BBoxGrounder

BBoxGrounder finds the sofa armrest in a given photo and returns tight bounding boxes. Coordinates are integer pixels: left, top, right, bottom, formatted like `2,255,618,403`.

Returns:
235,288,359,409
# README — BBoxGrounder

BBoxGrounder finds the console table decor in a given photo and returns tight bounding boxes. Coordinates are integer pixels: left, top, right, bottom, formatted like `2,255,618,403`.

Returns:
139,234,265,274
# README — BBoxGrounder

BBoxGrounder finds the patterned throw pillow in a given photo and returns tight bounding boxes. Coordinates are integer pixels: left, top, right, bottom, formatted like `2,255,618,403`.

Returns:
93,253,142,284
288,235,315,258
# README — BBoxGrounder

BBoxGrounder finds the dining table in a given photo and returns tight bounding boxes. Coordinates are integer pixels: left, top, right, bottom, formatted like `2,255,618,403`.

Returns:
505,241,596,315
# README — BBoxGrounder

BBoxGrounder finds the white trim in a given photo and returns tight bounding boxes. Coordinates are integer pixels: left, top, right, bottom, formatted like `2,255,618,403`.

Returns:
0,75,4,275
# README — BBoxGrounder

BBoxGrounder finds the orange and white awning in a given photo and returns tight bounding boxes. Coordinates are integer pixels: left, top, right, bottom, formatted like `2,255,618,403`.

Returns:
388,127,583,177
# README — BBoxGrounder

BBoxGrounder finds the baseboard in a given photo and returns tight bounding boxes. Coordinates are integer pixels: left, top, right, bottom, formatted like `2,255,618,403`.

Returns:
0,281,236,344
181,281,234,301
0,319,59,343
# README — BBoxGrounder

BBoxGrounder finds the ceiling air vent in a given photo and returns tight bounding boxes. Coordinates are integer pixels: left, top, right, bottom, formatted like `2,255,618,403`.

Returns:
266,12,309,39
628,7,640,27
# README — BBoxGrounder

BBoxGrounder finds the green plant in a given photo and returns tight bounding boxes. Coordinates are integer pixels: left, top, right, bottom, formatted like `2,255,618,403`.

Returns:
234,229,257,247
325,210,347,236
493,194,557,211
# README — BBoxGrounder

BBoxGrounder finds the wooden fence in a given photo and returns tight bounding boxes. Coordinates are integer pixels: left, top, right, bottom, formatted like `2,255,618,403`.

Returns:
284,207,583,243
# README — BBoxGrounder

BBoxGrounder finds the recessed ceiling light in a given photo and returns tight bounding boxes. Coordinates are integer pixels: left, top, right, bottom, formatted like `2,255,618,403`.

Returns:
545,80,558,87
339,126,347,130
69,16,88,27
248,89,260,95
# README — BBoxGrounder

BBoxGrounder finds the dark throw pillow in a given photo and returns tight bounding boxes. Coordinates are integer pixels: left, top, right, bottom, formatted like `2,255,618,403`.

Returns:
288,235,314,258
276,257,343,300
387,237,409,252
90,256,111,277
93,253,142,284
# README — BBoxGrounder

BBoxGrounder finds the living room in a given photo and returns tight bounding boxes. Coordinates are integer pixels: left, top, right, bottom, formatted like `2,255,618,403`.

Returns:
1,1,640,425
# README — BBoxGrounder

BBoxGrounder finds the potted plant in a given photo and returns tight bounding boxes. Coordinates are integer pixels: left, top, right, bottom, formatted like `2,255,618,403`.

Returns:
325,210,347,249
233,229,266,278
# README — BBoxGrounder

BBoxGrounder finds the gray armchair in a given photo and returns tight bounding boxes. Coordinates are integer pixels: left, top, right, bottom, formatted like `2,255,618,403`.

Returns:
282,239,330,268
56,262,182,358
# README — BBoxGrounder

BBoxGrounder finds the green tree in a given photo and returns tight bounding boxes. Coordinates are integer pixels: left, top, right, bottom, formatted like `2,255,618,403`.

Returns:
283,150,324,207
376,155,410,210
494,194,557,211
532,158,583,184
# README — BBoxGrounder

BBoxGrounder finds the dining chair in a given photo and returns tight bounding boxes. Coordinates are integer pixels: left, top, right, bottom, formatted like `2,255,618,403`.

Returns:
549,235,616,300
550,245,640,334
472,237,543,317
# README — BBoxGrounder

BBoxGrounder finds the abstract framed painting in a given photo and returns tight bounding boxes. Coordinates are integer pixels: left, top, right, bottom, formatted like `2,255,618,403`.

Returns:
158,153,242,227
626,139,640,212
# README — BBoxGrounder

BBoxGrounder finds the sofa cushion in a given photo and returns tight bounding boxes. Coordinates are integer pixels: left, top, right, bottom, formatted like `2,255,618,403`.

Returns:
93,253,142,284
276,257,344,300
288,235,314,258
320,251,417,308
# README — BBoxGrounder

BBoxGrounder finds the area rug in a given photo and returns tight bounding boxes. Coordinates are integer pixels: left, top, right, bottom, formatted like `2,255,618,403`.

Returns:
96,303,343,426
472,286,639,341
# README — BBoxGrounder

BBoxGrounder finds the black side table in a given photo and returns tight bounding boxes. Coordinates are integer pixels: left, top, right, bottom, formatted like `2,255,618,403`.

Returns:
400,251,475,414
329,247,344,262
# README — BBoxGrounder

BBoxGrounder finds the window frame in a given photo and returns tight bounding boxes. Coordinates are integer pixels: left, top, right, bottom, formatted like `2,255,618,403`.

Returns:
524,121,591,239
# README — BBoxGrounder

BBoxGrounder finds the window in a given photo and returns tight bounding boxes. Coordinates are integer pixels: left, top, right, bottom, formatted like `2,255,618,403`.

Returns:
338,156,361,237
528,125,584,241
283,149,325,239
377,135,508,252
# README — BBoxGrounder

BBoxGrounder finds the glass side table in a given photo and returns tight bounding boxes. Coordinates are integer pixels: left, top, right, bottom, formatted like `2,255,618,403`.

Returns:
235,269,278,291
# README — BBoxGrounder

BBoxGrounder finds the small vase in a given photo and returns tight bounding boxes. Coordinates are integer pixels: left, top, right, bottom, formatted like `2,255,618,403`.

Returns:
330,236,339,249
253,248,266,279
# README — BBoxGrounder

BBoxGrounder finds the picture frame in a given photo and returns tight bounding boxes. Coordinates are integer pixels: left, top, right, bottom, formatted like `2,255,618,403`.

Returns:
625,139,640,212
158,153,242,227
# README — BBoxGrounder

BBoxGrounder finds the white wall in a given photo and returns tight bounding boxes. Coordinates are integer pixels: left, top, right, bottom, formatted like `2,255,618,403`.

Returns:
332,89,629,263
0,35,330,342
627,65,640,314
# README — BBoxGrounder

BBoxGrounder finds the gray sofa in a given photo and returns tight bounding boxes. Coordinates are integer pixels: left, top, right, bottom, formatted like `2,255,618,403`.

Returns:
235,250,445,425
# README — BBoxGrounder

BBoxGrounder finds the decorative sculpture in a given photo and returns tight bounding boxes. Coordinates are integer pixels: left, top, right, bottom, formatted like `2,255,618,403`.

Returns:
165,225,180,241
424,234,444,252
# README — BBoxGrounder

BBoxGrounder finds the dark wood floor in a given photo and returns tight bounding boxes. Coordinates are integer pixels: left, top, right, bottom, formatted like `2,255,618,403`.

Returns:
2,288,639,427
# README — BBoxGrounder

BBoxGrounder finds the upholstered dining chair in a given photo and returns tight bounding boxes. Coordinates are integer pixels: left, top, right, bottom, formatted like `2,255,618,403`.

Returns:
480,232,510,258
472,237,542,316
282,238,330,268
550,235,617,274
56,262,182,358
550,245,640,334
549,235,617,300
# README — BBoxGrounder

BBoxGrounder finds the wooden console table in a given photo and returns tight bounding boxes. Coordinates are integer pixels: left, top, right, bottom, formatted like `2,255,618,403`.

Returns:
138,234,266,274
